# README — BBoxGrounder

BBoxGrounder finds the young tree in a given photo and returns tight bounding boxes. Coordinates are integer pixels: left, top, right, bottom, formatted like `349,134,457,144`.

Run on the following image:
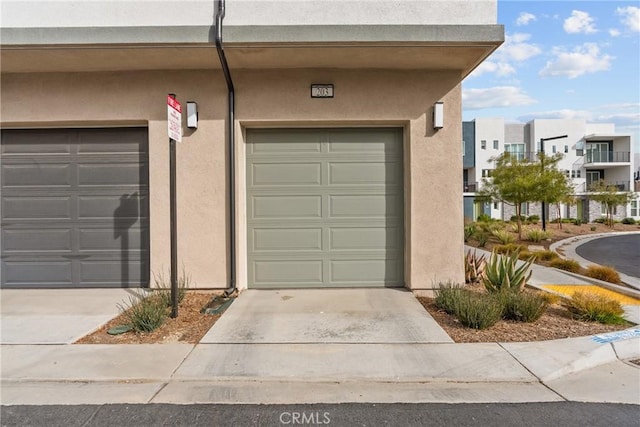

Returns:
477,152,573,238
588,180,637,227
536,153,575,229
477,153,543,239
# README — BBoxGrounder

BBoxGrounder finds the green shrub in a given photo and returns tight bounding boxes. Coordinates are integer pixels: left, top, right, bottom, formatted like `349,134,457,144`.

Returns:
517,250,537,261
621,217,636,225
154,267,192,307
493,243,528,255
475,231,489,247
584,265,621,284
118,292,168,333
456,293,503,329
492,229,516,244
566,292,626,324
527,215,540,224
482,250,533,294
499,292,548,322
477,213,491,222
434,283,467,315
464,224,476,242
510,215,526,223
590,226,597,231
573,218,583,226
525,228,552,242
549,258,581,273
594,217,607,224
536,250,559,262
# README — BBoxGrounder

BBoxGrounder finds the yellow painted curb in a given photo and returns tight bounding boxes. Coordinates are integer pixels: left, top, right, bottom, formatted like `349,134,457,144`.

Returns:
542,285,640,306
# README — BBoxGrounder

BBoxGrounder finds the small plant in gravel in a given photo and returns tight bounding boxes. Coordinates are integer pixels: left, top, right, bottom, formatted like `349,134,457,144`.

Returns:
517,250,537,261
499,291,548,323
482,250,533,294
584,265,621,284
155,266,193,307
464,224,476,242
475,231,489,247
566,292,626,324
434,282,467,315
524,228,552,242
493,243,528,255
536,250,559,262
118,291,168,333
455,292,503,329
549,258,581,273
464,250,486,284
492,229,516,244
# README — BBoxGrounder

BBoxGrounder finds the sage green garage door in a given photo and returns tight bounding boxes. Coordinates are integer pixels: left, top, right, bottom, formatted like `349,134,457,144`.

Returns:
1,128,149,288
247,128,404,288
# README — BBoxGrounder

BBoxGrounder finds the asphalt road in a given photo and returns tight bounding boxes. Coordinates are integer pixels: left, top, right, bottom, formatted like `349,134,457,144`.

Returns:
2,403,640,427
575,234,640,278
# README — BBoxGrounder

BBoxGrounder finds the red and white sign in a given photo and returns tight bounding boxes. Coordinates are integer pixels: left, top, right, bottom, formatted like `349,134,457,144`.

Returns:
167,95,182,142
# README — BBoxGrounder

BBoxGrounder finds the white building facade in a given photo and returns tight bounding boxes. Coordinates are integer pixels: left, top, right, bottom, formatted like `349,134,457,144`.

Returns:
463,118,638,223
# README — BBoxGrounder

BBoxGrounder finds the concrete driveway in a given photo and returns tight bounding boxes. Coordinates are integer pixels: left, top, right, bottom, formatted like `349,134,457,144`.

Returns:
0,288,135,344
201,288,453,344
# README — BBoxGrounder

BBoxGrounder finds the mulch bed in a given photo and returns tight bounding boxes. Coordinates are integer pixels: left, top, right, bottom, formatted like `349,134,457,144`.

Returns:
75,292,222,344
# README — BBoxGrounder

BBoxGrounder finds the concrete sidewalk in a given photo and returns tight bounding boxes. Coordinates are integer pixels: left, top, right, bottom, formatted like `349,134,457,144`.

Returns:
1,287,639,406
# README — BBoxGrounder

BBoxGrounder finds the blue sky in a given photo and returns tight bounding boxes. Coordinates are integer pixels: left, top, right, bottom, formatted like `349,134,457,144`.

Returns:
462,0,640,152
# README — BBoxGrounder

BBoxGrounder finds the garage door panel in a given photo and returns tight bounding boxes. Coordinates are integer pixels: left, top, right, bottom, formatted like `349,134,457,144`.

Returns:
329,194,400,218
252,195,322,219
3,228,73,252
78,227,146,252
78,163,147,187
329,161,401,185
1,131,72,154
253,260,324,285
330,259,401,283
2,164,72,187
2,196,72,220
2,261,73,286
79,260,146,284
252,162,321,186
78,194,146,220
329,227,401,251
252,228,322,252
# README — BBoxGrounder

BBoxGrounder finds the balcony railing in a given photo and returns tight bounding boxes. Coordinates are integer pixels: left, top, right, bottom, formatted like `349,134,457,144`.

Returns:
580,181,631,192
585,151,630,164
463,182,479,192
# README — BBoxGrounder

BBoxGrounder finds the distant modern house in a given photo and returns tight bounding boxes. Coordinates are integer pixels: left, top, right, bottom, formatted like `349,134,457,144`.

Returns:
0,1,503,290
463,118,638,223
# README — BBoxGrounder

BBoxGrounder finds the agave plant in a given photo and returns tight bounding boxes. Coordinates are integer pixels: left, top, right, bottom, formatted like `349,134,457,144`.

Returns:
464,249,486,284
482,250,533,293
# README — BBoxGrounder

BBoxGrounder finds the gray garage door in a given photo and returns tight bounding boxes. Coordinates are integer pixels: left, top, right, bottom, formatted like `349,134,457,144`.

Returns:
247,128,404,288
1,128,149,288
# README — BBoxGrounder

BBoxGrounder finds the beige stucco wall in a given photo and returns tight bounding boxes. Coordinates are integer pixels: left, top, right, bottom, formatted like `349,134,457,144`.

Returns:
1,67,464,289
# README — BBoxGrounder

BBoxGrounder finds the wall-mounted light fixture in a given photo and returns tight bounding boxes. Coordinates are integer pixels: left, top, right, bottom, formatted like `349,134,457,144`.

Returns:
433,101,444,130
186,101,198,129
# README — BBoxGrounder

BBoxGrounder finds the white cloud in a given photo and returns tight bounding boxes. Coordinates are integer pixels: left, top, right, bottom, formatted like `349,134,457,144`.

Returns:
563,10,597,34
608,28,621,37
463,86,536,110
518,109,592,122
500,33,542,62
467,33,540,79
468,61,516,78
516,12,536,26
616,6,640,32
539,43,613,79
